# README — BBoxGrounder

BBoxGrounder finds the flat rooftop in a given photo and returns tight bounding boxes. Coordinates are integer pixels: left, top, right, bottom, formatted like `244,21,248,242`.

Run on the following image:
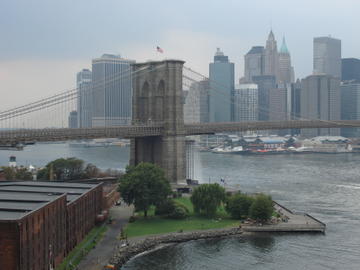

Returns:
0,181,101,221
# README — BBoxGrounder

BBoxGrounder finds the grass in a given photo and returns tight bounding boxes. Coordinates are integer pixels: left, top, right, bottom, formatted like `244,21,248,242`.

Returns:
56,224,108,270
124,197,239,238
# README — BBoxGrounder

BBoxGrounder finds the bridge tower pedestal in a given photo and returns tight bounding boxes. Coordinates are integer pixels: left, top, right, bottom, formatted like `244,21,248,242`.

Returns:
130,60,186,184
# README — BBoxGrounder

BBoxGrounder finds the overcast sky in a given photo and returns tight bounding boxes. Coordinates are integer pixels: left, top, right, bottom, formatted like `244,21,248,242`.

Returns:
1,0,360,109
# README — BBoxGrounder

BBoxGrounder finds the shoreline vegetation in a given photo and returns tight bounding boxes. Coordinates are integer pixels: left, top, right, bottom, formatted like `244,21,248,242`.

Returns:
109,196,325,269
110,164,325,269
124,197,239,238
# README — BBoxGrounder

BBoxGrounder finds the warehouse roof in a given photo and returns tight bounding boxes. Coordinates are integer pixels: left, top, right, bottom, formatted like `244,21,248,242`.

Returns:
0,181,101,221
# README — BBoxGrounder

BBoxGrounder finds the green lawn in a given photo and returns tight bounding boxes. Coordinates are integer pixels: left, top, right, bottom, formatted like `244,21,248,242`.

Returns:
124,197,239,238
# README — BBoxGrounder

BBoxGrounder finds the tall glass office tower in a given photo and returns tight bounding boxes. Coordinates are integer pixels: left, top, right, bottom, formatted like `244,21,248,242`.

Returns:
76,69,92,128
313,36,341,78
91,54,135,127
209,48,234,122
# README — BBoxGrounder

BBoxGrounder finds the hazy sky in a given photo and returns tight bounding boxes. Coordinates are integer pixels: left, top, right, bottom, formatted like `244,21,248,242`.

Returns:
1,0,360,109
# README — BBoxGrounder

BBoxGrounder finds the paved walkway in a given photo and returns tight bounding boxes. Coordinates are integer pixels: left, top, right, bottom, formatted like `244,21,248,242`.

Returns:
243,202,325,232
77,204,133,270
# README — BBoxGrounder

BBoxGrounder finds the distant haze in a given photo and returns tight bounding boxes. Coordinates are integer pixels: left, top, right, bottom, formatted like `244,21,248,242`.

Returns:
1,0,360,109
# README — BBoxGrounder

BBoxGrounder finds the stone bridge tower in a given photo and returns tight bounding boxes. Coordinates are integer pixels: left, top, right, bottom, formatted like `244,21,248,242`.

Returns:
130,60,186,184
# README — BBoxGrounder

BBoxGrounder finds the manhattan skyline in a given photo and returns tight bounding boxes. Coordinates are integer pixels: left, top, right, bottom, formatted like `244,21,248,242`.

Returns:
1,0,360,109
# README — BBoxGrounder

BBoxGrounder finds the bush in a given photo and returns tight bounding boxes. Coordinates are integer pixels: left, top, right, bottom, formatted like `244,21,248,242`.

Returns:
190,183,226,217
155,200,189,219
226,193,254,219
168,204,189,219
155,199,176,216
249,194,274,222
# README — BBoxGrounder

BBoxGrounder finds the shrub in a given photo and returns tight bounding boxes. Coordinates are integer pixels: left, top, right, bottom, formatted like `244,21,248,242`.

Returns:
155,199,176,216
168,204,189,219
226,193,254,219
190,183,226,217
155,200,189,219
249,194,274,222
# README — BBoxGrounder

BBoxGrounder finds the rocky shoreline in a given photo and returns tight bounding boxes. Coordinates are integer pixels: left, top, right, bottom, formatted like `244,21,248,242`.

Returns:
109,227,243,269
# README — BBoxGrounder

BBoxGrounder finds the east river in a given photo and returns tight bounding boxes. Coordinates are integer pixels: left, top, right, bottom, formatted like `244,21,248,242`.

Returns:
2,143,360,269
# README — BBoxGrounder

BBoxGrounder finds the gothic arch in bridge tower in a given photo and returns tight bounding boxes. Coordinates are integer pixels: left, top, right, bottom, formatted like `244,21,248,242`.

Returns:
138,81,150,122
154,80,165,121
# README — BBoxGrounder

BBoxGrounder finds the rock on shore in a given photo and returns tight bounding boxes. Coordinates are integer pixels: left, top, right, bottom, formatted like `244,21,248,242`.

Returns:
109,227,242,269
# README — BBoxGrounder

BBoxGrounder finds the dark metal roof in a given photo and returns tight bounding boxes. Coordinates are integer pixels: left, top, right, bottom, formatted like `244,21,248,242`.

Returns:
0,181,101,221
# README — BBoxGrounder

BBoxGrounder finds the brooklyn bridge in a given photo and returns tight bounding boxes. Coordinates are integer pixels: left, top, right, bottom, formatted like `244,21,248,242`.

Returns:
1,60,360,183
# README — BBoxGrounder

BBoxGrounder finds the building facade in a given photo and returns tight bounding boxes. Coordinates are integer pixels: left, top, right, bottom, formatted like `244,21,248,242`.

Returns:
233,84,258,122
341,83,360,137
264,30,279,79
209,48,234,122
252,75,277,121
290,80,302,135
68,111,78,128
300,75,341,137
92,54,135,127
184,79,210,123
76,69,92,128
278,38,294,84
313,36,341,78
0,181,104,270
244,46,265,83
342,58,360,83
269,84,289,122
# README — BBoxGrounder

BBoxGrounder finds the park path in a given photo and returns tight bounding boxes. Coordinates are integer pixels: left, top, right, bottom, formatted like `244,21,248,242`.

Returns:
77,203,133,270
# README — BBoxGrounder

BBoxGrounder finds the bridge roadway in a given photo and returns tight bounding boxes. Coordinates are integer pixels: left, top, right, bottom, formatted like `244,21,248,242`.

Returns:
1,120,360,144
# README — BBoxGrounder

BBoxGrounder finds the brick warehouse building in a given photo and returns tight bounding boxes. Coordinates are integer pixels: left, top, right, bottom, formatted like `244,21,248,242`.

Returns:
0,181,105,270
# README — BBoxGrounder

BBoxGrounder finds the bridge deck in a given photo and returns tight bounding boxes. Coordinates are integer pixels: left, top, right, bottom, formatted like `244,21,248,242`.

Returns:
1,120,360,144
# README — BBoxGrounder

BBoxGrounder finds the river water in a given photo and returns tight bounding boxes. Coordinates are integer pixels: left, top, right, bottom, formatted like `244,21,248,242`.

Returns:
1,144,360,269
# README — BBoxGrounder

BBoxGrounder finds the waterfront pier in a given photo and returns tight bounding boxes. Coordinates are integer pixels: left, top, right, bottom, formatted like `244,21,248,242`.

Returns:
242,201,326,233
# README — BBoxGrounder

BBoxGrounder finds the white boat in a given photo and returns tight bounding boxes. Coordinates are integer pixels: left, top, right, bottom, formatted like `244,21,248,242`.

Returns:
211,146,233,153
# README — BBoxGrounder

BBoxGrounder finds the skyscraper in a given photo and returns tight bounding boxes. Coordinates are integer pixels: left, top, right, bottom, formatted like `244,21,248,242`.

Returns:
342,58,360,82
91,54,135,127
313,36,341,78
290,80,301,135
278,37,294,84
264,30,279,78
184,79,210,123
252,75,276,121
76,69,92,128
233,84,258,122
244,46,265,82
300,75,341,137
68,111,78,129
209,48,234,122
269,84,290,122
341,83,360,137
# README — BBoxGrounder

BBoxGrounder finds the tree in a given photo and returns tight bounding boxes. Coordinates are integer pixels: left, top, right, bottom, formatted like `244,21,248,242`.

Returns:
190,183,226,217
249,194,274,222
1,166,33,180
15,167,33,180
37,158,85,180
118,162,172,217
1,166,16,180
83,163,100,178
226,193,254,219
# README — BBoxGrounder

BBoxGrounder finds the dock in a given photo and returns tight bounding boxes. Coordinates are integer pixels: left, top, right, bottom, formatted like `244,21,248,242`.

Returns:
242,201,326,233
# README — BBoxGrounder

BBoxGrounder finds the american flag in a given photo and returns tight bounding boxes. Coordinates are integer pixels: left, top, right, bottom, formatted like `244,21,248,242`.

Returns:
156,46,164,53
